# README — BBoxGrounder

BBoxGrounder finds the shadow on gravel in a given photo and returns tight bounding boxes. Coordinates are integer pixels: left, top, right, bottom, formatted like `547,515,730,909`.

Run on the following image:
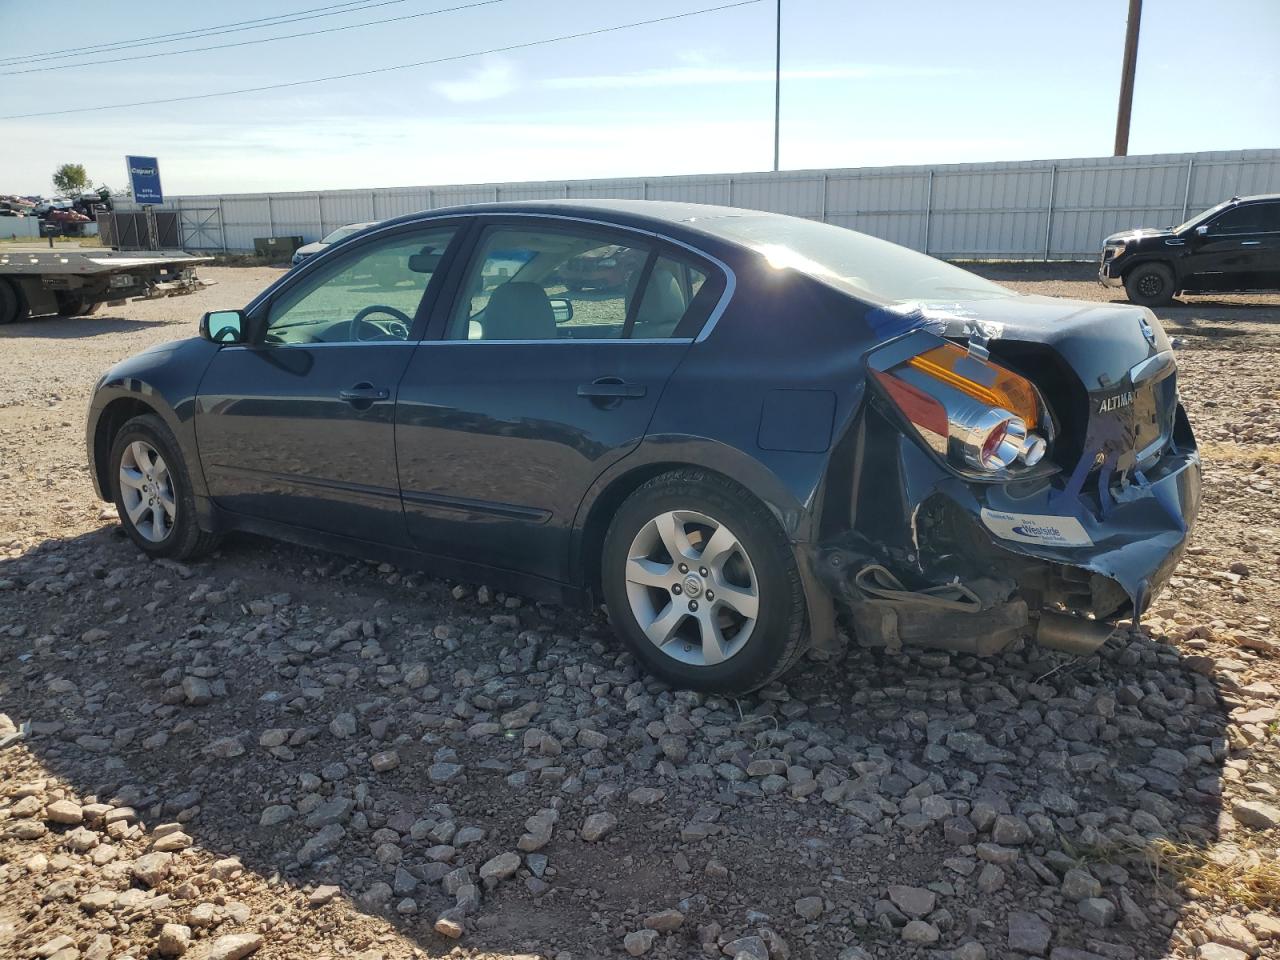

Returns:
0,526,1231,960
0,315,186,339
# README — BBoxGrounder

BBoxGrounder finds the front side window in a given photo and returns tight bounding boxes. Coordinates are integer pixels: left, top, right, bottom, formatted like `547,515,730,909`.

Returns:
266,228,454,344
448,227,648,341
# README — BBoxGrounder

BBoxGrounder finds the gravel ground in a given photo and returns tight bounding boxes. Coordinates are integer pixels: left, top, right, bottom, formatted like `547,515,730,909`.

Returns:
2,265,1279,960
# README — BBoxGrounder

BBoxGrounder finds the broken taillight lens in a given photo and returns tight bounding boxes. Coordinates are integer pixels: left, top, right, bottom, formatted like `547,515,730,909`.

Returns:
871,339,1052,475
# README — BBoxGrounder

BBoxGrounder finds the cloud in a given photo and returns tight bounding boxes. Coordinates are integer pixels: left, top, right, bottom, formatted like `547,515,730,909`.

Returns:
429,59,517,103
544,63,961,91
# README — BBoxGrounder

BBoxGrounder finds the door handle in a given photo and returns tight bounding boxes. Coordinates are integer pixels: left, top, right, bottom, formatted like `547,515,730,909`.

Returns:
1240,240,1261,246
577,378,647,400
339,383,390,403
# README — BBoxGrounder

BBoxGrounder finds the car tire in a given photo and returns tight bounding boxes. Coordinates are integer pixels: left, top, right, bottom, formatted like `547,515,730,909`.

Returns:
109,414,221,560
0,279,25,325
1123,262,1176,307
601,469,809,694
57,292,100,317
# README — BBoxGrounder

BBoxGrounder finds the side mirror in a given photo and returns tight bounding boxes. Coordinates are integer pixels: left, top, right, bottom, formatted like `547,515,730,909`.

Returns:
1195,225,1209,237
548,297,574,323
200,309,245,344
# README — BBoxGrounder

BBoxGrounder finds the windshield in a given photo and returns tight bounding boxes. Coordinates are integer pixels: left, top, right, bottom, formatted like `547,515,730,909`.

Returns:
705,216,1016,305
321,225,362,244
1174,200,1231,234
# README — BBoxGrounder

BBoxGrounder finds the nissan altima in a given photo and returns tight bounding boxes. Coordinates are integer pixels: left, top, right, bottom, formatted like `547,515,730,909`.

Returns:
86,200,1200,694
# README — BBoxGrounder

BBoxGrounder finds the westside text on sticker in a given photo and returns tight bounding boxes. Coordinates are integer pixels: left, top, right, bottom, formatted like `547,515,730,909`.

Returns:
979,509,1094,547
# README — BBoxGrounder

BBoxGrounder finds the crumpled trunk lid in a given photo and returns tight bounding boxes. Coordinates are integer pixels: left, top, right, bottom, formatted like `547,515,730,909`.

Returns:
878,294,1181,480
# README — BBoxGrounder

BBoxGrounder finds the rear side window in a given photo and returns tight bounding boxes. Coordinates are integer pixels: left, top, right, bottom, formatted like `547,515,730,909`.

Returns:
446,224,724,341
447,227,647,341
631,256,708,340
1211,203,1280,234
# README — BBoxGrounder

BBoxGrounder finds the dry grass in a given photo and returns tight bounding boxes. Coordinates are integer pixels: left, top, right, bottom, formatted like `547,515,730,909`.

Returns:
1198,440,1280,465
1067,833,1280,911
1145,838,1280,910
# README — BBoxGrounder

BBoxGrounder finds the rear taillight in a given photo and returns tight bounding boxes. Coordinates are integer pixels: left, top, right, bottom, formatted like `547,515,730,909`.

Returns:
870,336,1053,476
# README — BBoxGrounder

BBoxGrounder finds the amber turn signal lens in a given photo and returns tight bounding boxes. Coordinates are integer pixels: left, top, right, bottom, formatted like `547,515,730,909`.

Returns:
906,343,1039,430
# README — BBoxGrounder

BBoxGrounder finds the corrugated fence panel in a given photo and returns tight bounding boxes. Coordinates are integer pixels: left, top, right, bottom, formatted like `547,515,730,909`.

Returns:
645,178,733,204
730,176,825,218
320,193,376,231
124,149,1279,256
567,179,645,199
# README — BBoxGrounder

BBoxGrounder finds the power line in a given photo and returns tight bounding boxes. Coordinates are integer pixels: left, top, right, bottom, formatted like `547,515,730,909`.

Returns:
0,0,413,66
1,1,760,120
0,0,508,76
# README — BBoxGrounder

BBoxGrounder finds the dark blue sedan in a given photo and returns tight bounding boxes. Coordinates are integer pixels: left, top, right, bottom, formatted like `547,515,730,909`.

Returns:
86,200,1200,693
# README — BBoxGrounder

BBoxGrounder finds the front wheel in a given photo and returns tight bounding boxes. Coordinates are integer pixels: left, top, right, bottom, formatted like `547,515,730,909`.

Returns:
109,414,221,560
601,470,809,694
1123,262,1176,307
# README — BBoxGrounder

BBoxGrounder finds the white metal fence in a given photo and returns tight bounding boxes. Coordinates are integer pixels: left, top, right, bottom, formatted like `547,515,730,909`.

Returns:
122,148,1280,260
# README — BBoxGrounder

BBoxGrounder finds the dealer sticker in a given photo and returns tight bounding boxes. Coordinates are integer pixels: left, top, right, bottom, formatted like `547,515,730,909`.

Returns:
980,509,1093,547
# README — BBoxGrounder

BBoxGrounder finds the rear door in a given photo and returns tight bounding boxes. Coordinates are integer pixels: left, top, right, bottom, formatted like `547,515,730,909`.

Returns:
194,221,463,545
1185,201,1280,291
395,217,725,582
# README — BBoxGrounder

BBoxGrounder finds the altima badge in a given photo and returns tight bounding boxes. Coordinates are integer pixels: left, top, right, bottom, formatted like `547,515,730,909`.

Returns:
1099,391,1135,413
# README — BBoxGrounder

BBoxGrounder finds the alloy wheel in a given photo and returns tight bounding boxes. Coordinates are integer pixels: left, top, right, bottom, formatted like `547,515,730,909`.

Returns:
118,440,176,542
624,509,759,667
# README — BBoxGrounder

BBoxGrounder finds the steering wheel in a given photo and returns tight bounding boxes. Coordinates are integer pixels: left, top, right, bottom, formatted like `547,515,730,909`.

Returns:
352,304,412,341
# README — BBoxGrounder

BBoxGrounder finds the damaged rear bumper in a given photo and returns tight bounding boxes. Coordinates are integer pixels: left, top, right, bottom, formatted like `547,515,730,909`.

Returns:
812,414,1201,658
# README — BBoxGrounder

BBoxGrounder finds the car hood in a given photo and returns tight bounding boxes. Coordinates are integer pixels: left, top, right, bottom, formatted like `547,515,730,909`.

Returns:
1103,226,1175,244
294,241,326,257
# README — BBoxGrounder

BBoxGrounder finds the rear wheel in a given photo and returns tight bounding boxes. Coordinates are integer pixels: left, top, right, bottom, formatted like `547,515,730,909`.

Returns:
109,414,221,560
1124,262,1176,307
56,292,102,317
0,279,25,325
601,470,808,694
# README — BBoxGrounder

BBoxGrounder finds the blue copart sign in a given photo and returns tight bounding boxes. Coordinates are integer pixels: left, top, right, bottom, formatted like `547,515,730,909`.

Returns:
126,156,163,205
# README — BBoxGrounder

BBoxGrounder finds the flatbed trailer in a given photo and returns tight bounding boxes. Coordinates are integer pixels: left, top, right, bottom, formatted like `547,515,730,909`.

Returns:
0,249,213,324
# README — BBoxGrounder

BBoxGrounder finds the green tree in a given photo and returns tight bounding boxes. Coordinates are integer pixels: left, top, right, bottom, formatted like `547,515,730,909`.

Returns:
51,163,91,197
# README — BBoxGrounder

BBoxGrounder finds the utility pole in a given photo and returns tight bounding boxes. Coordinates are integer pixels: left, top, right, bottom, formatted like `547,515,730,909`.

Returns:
773,0,781,172
1114,0,1142,156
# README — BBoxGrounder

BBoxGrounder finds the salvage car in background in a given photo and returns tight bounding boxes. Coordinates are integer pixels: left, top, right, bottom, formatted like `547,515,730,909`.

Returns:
291,220,379,266
1101,193,1280,305
86,200,1200,693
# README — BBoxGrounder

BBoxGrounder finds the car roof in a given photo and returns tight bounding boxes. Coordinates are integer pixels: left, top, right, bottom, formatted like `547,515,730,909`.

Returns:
1232,194,1280,203
378,199,775,238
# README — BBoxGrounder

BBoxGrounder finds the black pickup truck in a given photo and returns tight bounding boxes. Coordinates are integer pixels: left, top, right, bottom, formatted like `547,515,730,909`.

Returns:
1099,193,1280,305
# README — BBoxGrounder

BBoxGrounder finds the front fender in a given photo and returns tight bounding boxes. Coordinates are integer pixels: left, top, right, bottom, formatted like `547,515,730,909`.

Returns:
86,337,221,501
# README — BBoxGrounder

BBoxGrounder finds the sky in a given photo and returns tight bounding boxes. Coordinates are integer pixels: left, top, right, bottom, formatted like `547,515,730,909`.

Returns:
1,0,1277,197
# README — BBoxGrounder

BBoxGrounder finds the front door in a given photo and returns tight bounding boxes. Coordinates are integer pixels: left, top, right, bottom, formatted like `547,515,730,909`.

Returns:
194,223,461,544
395,219,722,583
